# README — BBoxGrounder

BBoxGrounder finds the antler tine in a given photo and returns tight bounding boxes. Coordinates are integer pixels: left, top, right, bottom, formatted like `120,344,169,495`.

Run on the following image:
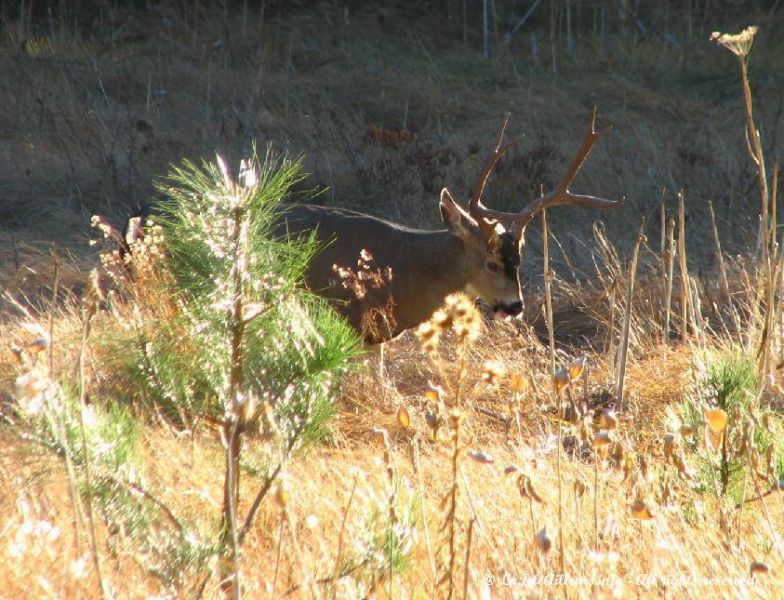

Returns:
468,113,519,224
513,107,622,230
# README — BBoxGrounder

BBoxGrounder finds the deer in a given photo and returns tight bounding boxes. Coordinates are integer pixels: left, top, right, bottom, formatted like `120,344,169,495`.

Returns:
279,109,623,343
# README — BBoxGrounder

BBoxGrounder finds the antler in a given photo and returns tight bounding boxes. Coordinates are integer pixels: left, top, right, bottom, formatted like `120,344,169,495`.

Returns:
468,113,517,227
511,107,622,231
464,108,622,237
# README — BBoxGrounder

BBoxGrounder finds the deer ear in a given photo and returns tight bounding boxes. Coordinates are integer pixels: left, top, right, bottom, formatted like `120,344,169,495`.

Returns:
440,188,476,240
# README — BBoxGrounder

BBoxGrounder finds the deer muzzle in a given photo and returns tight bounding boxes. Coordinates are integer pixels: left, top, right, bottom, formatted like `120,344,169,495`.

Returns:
495,300,523,317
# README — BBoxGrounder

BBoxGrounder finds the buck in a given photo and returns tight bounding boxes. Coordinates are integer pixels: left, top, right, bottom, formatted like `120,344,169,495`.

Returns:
280,110,622,343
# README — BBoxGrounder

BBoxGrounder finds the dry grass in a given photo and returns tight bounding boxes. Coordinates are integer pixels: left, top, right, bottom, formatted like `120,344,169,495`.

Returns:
2,312,782,598
2,3,784,599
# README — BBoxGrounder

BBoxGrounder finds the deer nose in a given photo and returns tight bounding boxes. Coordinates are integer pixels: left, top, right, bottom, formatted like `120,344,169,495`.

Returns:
500,300,523,317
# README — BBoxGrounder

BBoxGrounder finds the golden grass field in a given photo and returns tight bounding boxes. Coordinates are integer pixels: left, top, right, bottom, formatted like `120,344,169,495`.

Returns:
2,2,784,599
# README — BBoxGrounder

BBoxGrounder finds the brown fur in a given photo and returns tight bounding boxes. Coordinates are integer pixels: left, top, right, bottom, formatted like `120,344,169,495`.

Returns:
277,199,524,342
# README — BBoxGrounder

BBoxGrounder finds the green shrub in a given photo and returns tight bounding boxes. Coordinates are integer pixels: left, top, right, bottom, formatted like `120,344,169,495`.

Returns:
678,348,784,503
107,145,358,437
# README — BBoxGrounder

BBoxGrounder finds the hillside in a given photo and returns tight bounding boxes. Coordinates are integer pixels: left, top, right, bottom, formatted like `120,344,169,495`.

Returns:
2,2,784,598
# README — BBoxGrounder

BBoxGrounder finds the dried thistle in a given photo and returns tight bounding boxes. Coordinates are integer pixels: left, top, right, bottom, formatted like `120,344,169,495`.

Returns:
709,26,758,59
332,249,393,300
480,359,505,385
417,293,482,356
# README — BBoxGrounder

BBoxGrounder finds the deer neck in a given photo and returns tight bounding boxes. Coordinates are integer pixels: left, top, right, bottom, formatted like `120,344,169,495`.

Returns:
389,229,471,335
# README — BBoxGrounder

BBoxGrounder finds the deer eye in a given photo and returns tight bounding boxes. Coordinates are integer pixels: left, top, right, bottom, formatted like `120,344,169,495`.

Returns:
486,261,500,273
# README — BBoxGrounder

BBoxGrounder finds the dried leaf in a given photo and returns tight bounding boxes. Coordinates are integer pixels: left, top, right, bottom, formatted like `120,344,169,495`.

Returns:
424,382,445,403
568,354,587,380
397,406,411,430
704,408,728,434
510,373,529,393
599,409,618,430
631,499,654,520
534,527,552,553
574,479,587,498
553,367,570,394
592,431,612,448
663,434,677,461
467,450,494,464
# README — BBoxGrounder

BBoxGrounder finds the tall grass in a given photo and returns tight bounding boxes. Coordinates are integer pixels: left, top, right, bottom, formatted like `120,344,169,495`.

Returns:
2,7,784,600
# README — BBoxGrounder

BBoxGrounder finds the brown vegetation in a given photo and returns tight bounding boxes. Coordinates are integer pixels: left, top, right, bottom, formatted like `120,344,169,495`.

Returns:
2,2,784,599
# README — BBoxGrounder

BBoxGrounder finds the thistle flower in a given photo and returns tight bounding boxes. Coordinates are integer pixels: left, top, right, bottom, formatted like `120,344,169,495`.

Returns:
274,481,289,508
424,381,446,403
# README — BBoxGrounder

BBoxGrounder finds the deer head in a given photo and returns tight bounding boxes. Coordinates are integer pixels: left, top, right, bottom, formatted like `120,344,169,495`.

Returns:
438,108,622,319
